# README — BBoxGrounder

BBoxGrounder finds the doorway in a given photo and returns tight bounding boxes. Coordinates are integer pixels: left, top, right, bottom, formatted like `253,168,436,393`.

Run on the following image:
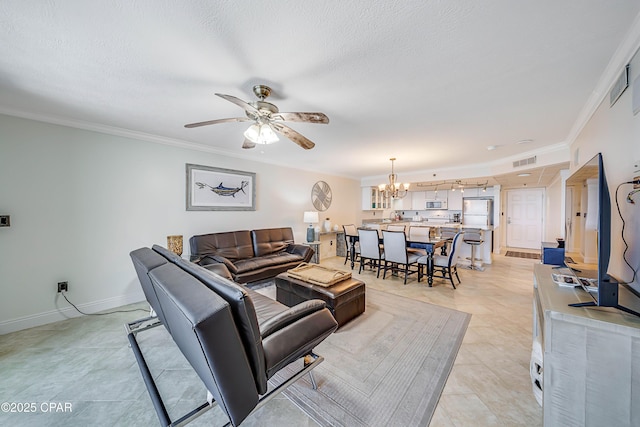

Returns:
506,188,544,249
565,186,574,252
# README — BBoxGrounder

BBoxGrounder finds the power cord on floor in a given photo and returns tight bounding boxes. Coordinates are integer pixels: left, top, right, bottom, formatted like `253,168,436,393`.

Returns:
60,291,148,316
615,182,638,284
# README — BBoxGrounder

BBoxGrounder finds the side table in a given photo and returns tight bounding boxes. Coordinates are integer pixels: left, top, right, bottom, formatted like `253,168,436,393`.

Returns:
304,241,321,264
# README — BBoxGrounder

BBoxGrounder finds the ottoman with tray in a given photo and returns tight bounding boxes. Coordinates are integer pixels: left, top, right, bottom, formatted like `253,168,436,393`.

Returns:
275,264,365,327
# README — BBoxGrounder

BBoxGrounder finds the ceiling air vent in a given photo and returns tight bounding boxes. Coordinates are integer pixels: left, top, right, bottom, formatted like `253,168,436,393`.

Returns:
610,64,629,107
513,156,536,168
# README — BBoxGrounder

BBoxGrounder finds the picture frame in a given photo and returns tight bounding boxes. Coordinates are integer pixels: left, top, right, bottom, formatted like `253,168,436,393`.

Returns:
186,163,256,211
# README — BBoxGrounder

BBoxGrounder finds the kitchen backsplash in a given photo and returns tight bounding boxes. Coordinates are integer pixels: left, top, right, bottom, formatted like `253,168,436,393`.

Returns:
361,209,462,222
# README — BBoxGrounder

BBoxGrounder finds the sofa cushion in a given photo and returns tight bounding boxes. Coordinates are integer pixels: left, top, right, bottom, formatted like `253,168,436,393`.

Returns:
251,228,294,257
233,252,304,274
244,287,288,325
190,230,255,261
200,254,238,274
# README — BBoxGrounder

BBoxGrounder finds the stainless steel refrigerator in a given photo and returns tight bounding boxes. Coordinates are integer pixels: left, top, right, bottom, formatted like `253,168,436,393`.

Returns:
462,198,493,227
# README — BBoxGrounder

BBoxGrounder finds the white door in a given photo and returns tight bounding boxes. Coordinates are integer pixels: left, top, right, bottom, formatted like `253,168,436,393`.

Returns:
506,188,544,249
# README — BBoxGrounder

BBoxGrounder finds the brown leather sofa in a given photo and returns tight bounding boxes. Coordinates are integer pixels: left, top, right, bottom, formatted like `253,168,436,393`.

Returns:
189,227,313,283
128,245,338,426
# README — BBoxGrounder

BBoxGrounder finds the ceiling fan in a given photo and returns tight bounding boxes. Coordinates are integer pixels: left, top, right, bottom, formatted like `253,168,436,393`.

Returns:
184,85,329,150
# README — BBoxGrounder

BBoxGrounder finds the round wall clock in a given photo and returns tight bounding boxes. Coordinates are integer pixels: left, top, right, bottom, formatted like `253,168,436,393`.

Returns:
311,181,332,211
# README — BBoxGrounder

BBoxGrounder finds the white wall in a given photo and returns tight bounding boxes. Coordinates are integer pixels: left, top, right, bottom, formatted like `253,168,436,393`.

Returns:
544,171,565,242
569,47,640,293
0,114,361,333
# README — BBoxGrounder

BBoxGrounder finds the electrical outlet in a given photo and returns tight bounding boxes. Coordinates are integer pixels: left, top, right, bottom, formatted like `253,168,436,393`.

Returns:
57,281,68,293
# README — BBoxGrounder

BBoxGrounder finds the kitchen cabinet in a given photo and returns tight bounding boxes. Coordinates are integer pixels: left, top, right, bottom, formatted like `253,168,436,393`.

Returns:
424,190,447,201
392,191,411,210
462,188,479,197
361,187,390,210
448,189,463,210
410,191,425,211
461,187,494,198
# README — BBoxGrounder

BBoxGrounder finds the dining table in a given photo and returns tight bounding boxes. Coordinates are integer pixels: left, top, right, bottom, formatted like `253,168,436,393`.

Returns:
346,232,449,287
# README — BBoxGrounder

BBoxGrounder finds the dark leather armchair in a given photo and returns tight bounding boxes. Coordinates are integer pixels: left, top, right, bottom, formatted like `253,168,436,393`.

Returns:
128,245,338,426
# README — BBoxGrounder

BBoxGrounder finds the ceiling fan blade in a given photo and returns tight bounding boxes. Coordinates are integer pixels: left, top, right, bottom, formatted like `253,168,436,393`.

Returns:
184,117,250,128
270,122,315,150
215,93,260,115
242,138,256,149
272,112,329,124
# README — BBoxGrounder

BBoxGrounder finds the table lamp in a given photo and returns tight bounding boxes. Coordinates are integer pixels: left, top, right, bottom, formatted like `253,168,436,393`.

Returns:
303,211,319,242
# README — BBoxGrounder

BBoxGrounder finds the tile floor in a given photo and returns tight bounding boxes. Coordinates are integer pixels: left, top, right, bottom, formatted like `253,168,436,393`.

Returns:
0,251,542,426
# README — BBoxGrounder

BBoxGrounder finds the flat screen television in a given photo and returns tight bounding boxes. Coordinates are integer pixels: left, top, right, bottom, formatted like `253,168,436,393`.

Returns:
564,153,639,317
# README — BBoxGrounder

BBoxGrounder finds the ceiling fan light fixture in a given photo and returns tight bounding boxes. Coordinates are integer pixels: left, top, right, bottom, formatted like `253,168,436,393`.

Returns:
244,123,279,145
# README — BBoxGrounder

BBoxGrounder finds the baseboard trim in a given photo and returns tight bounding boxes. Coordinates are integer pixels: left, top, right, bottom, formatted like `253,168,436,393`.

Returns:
0,290,146,335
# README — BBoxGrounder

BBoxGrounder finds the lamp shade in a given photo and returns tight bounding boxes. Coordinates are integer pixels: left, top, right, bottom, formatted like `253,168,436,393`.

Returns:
244,123,279,144
303,211,319,223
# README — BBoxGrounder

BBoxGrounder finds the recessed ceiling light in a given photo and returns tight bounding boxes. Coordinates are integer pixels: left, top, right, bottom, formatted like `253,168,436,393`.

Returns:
487,145,498,150
517,139,534,144
518,173,532,177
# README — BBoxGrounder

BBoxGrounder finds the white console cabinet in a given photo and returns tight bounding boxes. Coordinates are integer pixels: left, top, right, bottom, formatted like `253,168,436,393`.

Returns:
532,264,640,426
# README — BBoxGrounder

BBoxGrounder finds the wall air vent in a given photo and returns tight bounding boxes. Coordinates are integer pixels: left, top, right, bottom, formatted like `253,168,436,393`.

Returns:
610,64,629,107
513,156,537,168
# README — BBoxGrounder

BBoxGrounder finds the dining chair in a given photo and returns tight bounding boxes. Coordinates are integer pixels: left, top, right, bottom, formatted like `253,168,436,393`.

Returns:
358,228,384,278
381,230,420,284
406,226,430,257
365,223,382,238
419,231,462,289
440,227,458,239
342,224,360,267
439,226,459,255
408,226,430,242
386,224,406,233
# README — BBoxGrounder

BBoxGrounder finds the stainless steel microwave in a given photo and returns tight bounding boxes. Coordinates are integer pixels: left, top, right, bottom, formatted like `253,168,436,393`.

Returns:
425,199,447,210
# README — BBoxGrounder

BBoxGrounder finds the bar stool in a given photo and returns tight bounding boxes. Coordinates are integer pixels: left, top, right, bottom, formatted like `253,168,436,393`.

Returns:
463,229,484,270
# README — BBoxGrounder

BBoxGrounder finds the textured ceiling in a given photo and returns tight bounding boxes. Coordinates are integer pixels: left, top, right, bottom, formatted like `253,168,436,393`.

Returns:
1,1,639,184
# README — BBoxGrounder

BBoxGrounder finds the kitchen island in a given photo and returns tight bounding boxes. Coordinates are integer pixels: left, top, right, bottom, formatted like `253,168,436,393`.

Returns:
360,221,493,265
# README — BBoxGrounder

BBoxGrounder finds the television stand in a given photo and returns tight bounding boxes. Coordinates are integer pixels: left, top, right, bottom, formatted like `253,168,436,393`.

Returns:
533,264,640,426
569,301,640,318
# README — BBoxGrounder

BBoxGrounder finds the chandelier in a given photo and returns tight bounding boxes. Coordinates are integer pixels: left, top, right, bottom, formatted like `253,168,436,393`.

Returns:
379,157,410,199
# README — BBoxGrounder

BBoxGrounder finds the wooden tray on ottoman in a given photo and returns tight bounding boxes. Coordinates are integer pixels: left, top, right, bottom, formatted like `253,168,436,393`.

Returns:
286,263,352,287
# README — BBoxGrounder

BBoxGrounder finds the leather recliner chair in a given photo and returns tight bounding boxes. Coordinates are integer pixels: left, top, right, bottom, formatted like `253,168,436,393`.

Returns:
128,245,338,426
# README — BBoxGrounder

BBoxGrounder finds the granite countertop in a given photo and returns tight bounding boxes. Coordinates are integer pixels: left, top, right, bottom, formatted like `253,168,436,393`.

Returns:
361,221,493,231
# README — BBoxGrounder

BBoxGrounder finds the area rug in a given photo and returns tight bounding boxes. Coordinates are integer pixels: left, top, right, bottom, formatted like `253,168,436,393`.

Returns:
505,251,541,260
269,288,471,427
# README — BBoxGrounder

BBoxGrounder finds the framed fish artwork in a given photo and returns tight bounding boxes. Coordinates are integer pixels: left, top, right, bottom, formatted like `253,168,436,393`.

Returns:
186,163,256,211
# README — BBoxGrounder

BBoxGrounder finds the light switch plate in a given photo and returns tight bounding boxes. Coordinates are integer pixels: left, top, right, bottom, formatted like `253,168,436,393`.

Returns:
0,215,10,227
